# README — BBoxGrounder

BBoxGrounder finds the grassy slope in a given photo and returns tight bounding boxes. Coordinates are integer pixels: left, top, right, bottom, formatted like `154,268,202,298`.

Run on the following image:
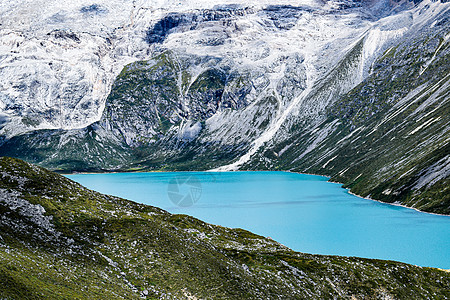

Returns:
0,156,449,299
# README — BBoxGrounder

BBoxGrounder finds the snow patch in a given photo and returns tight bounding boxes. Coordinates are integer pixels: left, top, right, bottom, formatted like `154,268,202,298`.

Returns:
179,120,202,141
408,117,440,136
414,155,450,190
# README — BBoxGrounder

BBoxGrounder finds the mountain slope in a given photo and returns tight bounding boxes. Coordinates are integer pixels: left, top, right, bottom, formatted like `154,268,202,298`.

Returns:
1,156,449,299
248,9,450,214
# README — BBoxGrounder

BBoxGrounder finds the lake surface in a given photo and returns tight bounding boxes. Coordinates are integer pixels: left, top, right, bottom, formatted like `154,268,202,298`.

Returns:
66,171,450,269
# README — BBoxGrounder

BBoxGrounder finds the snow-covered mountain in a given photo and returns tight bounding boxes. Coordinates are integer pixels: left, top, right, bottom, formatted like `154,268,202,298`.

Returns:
0,0,414,136
0,0,449,213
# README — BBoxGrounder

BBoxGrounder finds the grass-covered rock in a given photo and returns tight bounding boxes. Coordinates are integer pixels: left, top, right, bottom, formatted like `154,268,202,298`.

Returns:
0,156,449,299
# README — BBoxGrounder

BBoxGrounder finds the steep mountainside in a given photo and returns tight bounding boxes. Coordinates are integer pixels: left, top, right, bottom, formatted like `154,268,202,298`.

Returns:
0,0,449,213
245,7,450,214
1,156,449,299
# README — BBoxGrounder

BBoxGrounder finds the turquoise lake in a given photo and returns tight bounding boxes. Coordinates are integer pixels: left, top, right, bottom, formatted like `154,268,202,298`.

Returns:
66,171,450,269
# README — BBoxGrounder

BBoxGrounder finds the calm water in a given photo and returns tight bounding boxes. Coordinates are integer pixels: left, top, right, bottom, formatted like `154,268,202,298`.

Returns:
66,171,450,269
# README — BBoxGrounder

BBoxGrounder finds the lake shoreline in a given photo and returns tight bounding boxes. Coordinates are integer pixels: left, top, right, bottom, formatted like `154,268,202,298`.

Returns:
62,169,449,217
66,171,450,269
60,170,450,217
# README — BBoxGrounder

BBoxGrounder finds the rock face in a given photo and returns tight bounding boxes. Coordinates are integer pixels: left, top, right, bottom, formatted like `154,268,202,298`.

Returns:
1,157,449,299
0,0,449,213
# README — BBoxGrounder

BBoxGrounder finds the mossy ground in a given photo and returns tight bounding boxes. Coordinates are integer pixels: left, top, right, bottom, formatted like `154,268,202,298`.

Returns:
0,157,449,299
